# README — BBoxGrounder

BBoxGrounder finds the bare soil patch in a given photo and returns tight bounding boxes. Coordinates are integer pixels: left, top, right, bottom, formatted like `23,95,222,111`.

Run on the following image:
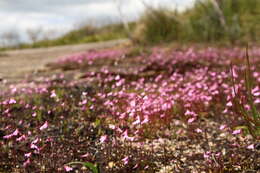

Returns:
0,39,128,82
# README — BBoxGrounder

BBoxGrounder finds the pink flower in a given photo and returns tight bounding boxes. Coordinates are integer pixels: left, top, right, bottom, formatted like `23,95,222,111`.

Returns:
115,75,120,81
39,121,48,131
4,108,10,114
203,152,211,159
9,98,16,104
116,79,124,87
23,159,31,167
219,124,227,130
46,137,53,142
141,116,149,124
195,128,202,133
3,129,19,139
133,164,139,169
24,152,32,158
100,135,108,143
109,124,116,129
12,129,19,135
32,138,39,144
185,110,197,116
253,92,260,97
50,90,57,98
122,156,129,165
82,99,87,105
32,112,37,117
232,129,241,135
80,153,89,158
122,130,135,141
247,144,254,150
222,108,228,113
132,116,141,125
187,117,196,124
130,100,136,107
254,98,260,104
226,101,232,107
30,143,39,151
252,86,260,96
17,135,26,142
11,87,17,94
64,165,73,172
231,68,238,78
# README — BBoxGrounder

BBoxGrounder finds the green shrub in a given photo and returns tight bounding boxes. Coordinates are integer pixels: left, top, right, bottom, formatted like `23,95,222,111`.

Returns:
3,22,136,50
185,0,227,42
134,7,180,44
134,0,260,44
184,0,260,43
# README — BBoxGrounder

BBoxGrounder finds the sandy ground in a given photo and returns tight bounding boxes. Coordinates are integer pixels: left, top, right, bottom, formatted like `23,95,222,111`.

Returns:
0,39,128,82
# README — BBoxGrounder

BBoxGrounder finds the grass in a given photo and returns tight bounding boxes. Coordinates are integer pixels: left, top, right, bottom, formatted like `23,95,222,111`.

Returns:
133,0,260,44
0,22,136,51
133,7,180,44
23,22,135,48
230,47,260,139
1,0,259,50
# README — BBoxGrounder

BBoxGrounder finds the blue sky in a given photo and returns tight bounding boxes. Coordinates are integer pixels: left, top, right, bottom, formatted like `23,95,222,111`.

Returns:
0,0,195,44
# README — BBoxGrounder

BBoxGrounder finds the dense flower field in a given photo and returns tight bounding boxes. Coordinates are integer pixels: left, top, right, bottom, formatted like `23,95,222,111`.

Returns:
0,45,259,172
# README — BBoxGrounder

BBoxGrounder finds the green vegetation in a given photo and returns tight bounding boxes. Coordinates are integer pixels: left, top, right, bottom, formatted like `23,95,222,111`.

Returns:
134,0,260,44
1,0,259,50
21,22,135,48
231,47,260,138
133,7,180,44
0,22,135,50
67,162,100,173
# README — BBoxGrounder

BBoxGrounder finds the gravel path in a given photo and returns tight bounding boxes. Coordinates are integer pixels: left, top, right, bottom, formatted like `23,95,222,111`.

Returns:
0,39,128,81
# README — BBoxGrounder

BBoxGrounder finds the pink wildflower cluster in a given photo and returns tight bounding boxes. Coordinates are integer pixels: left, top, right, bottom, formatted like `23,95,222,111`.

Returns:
91,47,260,138
140,47,260,74
0,46,259,172
57,49,126,65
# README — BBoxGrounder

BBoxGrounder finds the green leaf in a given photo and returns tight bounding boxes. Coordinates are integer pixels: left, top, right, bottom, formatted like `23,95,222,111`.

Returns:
94,119,101,128
82,162,99,173
67,161,99,173
235,126,250,134
235,126,249,130
245,46,259,121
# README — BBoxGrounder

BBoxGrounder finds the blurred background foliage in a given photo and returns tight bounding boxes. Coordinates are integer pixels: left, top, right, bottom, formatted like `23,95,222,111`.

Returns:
135,0,260,44
1,0,259,50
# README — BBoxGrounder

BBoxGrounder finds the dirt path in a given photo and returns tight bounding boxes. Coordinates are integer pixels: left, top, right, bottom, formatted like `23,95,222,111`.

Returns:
0,39,128,82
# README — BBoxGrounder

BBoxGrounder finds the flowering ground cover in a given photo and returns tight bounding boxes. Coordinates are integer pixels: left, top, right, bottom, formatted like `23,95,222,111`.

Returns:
0,45,260,172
